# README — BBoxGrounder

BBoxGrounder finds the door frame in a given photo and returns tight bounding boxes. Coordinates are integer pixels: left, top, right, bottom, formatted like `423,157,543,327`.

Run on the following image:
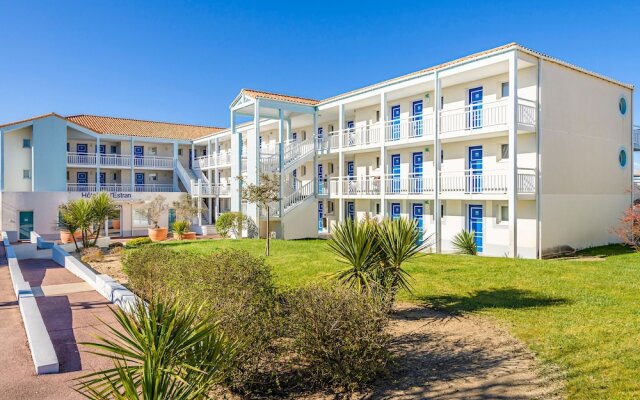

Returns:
467,204,484,253
347,201,355,220
391,154,400,193
317,201,324,232
18,210,34,240
468,86,483,129
391,202,401,220
412,203,424,244
391,105,401,140
412,100,423,137
411,152,423,193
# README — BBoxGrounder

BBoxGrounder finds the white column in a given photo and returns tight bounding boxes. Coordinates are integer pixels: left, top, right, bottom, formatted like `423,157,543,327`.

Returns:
434,72,442,253
245,100,260,234
230,109,241,212
338,103,345,222
173,143,179,191
508,51,519,258
96,137,101,191
312,111,318,195
207,140,211,167
197,179,202,225
0,129,4,192
379,92,387,217
190,142,195,168
130,138,135,191
278,109,285,217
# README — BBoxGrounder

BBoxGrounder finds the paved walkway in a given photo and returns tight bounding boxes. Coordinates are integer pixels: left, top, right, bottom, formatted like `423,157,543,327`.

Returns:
0,247,118,399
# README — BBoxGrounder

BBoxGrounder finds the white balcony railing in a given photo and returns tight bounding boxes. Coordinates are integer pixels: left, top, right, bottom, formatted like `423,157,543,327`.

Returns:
316,130,341,151
340,176,382,196
440,168,536,194
194,151,232,169
440,98,536,135
342,124,382,148
99,154,132,167
133,155,174,169
191,183,232,197
67,152,174,169
67,183,176,193
67,152,97,165
384,174,436,195
384,115,435,142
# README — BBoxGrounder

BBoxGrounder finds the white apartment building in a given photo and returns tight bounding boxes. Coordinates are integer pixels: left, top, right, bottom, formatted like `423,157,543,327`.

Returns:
0,43,635,258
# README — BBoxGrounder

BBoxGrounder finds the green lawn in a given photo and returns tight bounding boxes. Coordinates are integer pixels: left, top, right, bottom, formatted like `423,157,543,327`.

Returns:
154,239,640,399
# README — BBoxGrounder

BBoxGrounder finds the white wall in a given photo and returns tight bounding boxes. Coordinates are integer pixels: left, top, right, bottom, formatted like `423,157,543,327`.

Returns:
4,126,33,192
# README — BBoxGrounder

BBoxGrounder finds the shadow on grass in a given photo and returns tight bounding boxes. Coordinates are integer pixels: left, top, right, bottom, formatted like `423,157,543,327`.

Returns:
574,244,635,257
417,288,569,316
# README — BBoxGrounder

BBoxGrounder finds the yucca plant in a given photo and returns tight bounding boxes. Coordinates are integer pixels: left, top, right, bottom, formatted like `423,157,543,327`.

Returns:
452,229,478,255
75,296,234,400
328,217,429,310
172,220,191,240
59,199,95,249
89,192,119,246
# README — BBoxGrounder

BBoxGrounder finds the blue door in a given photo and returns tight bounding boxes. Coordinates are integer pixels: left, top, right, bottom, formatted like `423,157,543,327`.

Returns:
468,146,483,193
391,154,400,193
99,172,106,185
318,202,324,231
317,127,323,144
412,100,423,137
347,161,354,180
411,152,423,193
468,205,483,252
77,172,88,191
391,203,401,220
292,169,297,190
347,201,355,220
317,164,324,193
391,105,400,140
468,87,483,129
412,203,424,244
19,211,33,240
99,144,106,154
292,132,297,141
347,121,354,145
76,143,88,154
135,172,145,188
134,145,144,167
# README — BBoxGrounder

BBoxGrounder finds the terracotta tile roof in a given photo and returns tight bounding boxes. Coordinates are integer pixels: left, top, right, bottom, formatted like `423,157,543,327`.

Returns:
241,89,319,106
66,115,224,140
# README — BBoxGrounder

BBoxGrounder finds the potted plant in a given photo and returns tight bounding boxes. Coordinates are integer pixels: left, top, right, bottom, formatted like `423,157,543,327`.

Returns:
172,220,195,240
142,195,169,242
172,193,199,239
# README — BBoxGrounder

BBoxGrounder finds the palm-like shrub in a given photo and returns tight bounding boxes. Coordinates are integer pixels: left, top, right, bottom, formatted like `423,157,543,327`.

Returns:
451,229,478,255
328,217,428,310
59,192,118,251
172,220,190,240
76,296,234,400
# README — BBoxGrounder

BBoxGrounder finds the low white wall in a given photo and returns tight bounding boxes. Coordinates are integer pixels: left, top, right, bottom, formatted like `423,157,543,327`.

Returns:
2,231,59,374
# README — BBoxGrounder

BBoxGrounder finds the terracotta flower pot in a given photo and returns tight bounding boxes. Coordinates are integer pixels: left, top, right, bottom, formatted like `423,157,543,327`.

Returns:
148,227,168,242
60,230,82,244
173,231,196,240
112,219,121,230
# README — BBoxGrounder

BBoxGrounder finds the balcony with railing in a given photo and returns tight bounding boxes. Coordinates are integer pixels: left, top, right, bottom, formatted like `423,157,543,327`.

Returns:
191,182,232,197
384,114,435,143
384,174,436,195
440,168,536,196
194,151,232,169
440,98,536,137
67,183,177,193
67,152,174,169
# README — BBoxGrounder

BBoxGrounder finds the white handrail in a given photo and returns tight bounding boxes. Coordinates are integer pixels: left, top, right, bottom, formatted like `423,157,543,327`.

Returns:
384,114,435,142
67,183,175,193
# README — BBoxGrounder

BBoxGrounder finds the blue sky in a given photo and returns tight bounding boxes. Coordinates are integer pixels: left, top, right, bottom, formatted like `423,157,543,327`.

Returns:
0,0,638,128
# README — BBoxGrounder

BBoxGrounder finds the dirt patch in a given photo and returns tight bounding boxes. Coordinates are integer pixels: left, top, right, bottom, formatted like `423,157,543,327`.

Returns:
76,251,128,284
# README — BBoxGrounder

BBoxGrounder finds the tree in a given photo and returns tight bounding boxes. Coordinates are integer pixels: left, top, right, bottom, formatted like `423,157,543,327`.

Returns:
75,296,234,400
172,193,199,223
239,173,281,256
59,193,119,250
142,195,168,229
89,192,119,246
328,217,428,310
611,204,640,252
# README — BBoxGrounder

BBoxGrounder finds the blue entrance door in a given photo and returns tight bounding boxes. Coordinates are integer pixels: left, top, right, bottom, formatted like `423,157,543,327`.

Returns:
135,173,145,189
468,87,483,129
317,164,324,193
391,203,401,220
411,152,423,193
468,205,483,252
134,145,144,167
77,172,88,190
318,202,324,231
412,203,424,244
347,201,355,220
468,146,483,193
76,143,88,153
391,154,400,193
19,211,33,240
317,127,323,142
412,100,423,137
391,105,400,140
292,132,297,141
346,121,354,145
292,169,297,190
99,172,106,185
99,144,106,154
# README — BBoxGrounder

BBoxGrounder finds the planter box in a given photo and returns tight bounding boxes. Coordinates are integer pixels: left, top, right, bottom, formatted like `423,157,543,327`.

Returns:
148,227,168,242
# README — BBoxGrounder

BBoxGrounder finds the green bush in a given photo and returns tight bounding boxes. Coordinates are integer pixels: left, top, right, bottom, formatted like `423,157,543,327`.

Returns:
124,236,152,249
451,229,478,255
215,212,246,238
123,246,280,393
284,285,391,390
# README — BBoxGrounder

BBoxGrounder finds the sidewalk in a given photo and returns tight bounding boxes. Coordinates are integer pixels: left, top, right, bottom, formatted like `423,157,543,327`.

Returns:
0,247,118,399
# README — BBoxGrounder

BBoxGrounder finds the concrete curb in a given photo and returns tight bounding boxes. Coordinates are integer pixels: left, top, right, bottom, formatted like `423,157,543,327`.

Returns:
2,231,59,374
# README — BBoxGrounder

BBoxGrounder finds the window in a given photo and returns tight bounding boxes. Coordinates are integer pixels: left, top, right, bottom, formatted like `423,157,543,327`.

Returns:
178,148,183,156
149,173,158,182
327,201,335,214
501,82,509,98
619,148,628,168
23,169,31,179
499,205,509,223
150,147,158,156
376,157,380,168
376,110,380,122
501,144,509,160
22,139,31,148
67,142,70,152
113,173,117,180
440,203,445,219
133,209,150,227
440,96,444,108
375,203,381,215
328,124,334,132
300,166,307,175
301,131,307,141
619,96,627,115
110,145,117,154
66,171,69,180
441,149,444,163
329,163,334,174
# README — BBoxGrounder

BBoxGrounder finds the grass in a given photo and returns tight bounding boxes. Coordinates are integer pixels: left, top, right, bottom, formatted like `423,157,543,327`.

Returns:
153,238,640,399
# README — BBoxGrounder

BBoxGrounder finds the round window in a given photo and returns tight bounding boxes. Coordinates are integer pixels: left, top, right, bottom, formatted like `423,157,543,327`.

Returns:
619,97,627,115
619,148,627,168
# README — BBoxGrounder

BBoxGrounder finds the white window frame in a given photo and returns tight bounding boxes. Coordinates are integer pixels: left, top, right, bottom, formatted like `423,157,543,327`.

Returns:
498,204,509,225
23,169,31,179
133,209,150,228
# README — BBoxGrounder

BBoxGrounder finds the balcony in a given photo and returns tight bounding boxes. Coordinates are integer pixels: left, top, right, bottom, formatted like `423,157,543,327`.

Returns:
67,152,174,169
440,98,536,137
194,151,232,169
440,168,536,195
191,183,232,197
384,174,436,195
384,115,435,143
67,183,177,193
